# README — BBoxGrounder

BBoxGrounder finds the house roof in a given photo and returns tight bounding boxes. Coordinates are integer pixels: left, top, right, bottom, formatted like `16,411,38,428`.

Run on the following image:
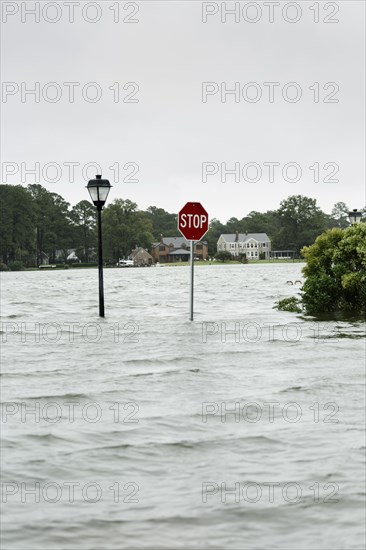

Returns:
129,247,152,260
219,233,270,243
152,237,207,248
168,248,191,255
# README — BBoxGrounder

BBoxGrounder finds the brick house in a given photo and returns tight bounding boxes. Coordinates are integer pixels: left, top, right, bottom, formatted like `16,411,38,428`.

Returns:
128,247,153,266
151,235,209,263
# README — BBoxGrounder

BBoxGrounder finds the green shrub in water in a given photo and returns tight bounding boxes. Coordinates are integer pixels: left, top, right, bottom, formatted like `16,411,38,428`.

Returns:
301,223,366,314
274,296,302,313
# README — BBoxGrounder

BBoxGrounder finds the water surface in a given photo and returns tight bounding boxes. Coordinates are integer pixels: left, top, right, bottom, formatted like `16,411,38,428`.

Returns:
1,264,365,549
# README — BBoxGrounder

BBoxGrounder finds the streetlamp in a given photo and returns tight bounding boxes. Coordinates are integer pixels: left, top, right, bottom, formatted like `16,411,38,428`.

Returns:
348,209,363,225
86,174,112,317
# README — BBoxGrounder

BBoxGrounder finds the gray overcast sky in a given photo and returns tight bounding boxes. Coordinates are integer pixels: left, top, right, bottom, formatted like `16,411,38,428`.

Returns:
1,0,365,221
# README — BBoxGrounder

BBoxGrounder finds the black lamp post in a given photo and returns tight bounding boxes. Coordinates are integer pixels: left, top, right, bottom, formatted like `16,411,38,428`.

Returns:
348,209,362,225
86,175,112,317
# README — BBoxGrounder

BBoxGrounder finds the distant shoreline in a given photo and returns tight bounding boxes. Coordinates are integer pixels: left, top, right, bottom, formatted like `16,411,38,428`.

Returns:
2,259,306,272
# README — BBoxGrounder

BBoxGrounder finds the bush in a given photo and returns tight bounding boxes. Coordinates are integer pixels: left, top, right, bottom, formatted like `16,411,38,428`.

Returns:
0,262,9,271
259,252,266,260
301,224,366,314
215,251,233,262
9,261,24,271
274,296,302,313
239,253,248,264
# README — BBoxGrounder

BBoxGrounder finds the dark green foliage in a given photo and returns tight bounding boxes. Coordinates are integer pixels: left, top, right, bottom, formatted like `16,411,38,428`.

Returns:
275,195,330,254
215,251,233,262
274,296,302,313
301,224,366,314
330,202,350,229
102,199,154,262
145,206,179,239
0,185,35,265
27,184,74,263
205,219,227,256
0,184,356,270
9,261,25,271
69,200,96,263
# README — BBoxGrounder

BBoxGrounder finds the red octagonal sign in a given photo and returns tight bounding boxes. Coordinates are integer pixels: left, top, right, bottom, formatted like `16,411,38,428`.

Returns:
178,202,209,241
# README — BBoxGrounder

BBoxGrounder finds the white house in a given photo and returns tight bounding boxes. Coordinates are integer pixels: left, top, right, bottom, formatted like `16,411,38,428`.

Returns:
217,232,271,259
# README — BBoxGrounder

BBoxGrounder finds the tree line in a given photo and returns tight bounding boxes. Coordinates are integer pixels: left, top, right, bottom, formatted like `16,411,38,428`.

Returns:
0,183,358,267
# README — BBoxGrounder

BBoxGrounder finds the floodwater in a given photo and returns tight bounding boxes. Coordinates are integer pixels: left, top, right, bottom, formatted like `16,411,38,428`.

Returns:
1,264,365,549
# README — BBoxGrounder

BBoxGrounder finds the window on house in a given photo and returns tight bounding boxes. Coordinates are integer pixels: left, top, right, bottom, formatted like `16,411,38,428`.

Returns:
159,245,165,251
231,244,235,248
196,244,203,250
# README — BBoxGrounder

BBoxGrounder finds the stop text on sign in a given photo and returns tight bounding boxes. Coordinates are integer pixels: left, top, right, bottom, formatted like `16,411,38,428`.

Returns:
180,213,208,229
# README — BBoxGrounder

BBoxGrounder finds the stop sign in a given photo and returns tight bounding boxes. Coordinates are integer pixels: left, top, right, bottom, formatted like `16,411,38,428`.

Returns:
178,202,209,241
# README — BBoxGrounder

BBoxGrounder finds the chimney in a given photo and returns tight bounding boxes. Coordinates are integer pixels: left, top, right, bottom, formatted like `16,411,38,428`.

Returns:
160,234,163,243
235,231,239,242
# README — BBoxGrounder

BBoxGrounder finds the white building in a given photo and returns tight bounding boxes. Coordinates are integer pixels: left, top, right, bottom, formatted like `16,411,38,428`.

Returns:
217,232,271,259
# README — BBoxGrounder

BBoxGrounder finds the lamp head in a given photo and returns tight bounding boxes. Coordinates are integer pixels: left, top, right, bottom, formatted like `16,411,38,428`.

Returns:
348,209,362,225
86,175,112,208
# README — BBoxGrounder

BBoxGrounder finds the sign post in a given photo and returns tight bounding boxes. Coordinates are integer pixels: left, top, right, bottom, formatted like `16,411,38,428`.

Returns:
178,202,209,321
190,240,194,321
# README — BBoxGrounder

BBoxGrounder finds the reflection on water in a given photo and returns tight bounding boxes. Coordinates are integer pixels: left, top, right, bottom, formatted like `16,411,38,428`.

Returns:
1,264,365,550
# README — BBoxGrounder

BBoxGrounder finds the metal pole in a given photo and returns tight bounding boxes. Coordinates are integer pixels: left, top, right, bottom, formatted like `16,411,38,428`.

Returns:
190,240,194,321
97,205,105,318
